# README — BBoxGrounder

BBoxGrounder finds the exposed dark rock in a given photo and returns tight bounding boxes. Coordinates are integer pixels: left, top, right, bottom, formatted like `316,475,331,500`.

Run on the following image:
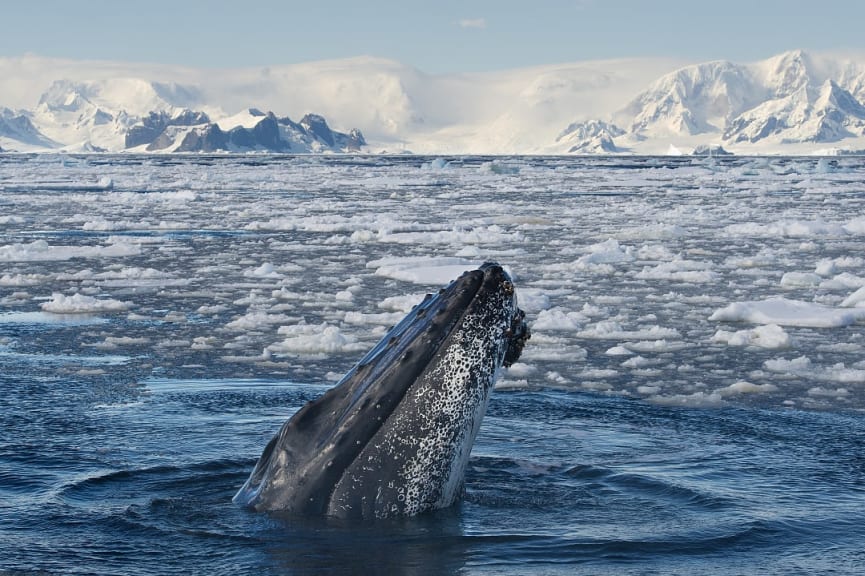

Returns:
250,113,289,151
300,114,335,147
176,124,228,152
126,109,212,148
125,107,364,153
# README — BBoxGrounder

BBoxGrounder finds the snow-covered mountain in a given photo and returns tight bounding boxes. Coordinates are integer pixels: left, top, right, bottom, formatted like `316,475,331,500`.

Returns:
27,78,206,151
0,75,365,153
2,50,865,154
0,54,680,154
555,120,625,153
568,50,865,154
1,107,59,149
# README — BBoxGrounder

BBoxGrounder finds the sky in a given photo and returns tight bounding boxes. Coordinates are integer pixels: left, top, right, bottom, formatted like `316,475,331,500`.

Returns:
2,0,864,73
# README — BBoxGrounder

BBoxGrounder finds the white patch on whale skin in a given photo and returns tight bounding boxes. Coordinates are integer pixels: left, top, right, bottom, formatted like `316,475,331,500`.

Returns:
395,294,515,517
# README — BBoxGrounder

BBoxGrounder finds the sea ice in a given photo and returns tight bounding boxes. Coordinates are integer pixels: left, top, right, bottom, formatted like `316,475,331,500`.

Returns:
764,356,865,383
841,287,865,308
779,272,822,288
3,155,865,410
40,292,131,314
716,381,779,396
635,259,716,283
647,391,727,408
266,322,366,356
0,239,141,261
709,297,865,328
573,238,634,269
577,321,680,340
711,324,791,349
0,274,44,286
532,307,588,331
368,256,481,285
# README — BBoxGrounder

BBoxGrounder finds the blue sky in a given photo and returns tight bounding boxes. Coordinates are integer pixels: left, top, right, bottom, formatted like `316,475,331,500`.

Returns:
3,0,864,72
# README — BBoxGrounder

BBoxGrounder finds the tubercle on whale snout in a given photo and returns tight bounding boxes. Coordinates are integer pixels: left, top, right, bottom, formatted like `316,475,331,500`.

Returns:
476,262,530,368
414,264,529,369
503,307,530,367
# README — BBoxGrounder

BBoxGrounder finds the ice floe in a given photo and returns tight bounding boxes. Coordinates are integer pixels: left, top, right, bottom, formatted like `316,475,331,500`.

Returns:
368,256,481,285
0,239,141,261
711,324,792,349
40,292,131,314
709,297,865,328
266,322,367,357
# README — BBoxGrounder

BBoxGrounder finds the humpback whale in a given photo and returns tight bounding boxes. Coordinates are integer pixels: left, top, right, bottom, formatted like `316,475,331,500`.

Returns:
234,262,529,520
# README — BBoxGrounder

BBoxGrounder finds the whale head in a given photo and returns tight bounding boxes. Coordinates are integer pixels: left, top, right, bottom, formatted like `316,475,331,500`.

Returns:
234,262,529,519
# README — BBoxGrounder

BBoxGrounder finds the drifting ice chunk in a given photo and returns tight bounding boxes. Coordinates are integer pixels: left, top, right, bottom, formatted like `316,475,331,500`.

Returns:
841,286,865,308
41,292,130,314
779,272,821,288
711,324,791,349
635,259,716,283
266,322,366,356
717,381,779,396
368,256,481,285
709,297,865,328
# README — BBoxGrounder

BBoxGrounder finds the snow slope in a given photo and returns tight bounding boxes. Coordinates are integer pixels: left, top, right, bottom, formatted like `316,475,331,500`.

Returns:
2,51,865,154
601,50,865,154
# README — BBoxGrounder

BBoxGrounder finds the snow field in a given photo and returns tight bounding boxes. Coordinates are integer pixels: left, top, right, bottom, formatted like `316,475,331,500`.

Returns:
1,154,864,410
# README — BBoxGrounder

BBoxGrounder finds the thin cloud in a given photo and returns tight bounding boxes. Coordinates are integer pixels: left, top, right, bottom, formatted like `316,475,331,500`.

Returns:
457,18,487,30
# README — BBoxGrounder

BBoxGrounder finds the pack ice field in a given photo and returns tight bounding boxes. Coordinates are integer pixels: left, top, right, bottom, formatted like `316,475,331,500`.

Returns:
2,154,864,412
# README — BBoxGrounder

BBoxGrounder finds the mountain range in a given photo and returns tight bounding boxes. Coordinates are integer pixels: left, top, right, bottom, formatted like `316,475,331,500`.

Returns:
568,50,865,154
1,50,865,155
0,77,364,154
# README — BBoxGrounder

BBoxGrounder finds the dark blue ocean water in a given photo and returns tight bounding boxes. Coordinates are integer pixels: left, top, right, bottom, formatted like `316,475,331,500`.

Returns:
2,374,864,575
2,154,865,574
